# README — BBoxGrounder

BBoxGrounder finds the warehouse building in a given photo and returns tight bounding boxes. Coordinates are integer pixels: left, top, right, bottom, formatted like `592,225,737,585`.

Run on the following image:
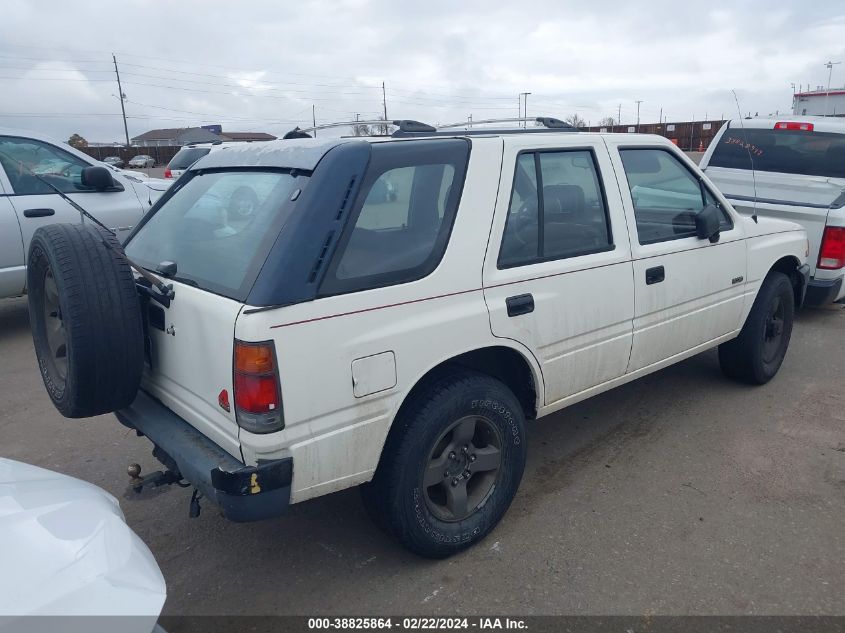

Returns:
792,87,845,117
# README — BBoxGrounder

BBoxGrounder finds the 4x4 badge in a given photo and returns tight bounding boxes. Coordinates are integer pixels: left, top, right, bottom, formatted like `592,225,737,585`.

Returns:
732,276,744,285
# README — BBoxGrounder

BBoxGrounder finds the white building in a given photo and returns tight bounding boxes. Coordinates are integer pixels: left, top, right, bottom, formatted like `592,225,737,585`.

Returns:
793,87,845,117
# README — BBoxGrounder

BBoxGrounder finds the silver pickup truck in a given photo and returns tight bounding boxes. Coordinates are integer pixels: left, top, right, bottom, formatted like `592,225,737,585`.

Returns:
701,116,845,305
0,129,171,299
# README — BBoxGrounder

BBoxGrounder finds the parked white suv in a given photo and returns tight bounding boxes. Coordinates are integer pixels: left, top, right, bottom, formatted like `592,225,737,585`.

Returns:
701,116,845,304
164,141,253,180
27,123,809,558
0,129,172,299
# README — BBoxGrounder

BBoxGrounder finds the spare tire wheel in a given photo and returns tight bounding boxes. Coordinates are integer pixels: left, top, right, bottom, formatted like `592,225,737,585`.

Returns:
27,223,144,418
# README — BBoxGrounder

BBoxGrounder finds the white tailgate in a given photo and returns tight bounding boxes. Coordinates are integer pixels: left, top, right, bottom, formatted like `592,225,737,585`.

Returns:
142,283,243,459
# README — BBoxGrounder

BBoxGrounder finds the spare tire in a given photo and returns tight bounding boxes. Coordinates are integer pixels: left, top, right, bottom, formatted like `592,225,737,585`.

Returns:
27,223,144,418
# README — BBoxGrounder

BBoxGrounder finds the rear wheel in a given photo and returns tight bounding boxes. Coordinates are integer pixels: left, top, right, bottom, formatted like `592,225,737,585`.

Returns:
718,271,794,385
27,223,144,418
362,370,526,558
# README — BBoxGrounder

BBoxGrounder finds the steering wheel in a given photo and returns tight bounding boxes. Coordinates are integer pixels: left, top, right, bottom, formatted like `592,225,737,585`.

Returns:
507,199,538,248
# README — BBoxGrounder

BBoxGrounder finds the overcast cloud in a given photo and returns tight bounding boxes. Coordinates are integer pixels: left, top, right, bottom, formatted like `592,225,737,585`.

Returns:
1,0,844,143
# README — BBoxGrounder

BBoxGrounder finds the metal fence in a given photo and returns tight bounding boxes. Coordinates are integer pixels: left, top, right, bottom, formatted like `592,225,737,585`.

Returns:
583,120,727,151
78,145,181,166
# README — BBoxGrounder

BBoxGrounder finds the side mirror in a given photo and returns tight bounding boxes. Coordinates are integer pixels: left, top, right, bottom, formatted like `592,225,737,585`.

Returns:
81,165,115,191
695,203,722,243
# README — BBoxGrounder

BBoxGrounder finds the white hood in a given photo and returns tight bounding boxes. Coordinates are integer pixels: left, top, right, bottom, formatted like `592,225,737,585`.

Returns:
0,458,165,631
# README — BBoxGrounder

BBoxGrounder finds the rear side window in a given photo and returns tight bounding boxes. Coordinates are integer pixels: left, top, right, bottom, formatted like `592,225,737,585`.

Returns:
168,147,211,170
126,170,300,300
319,139,469,295
620,148,731,245
708,126,845,178
499,149,612,268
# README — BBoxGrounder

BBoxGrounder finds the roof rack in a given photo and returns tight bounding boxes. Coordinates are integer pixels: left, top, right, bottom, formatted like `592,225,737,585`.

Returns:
395,116,577,137
282,119,431,140
281,116,577,140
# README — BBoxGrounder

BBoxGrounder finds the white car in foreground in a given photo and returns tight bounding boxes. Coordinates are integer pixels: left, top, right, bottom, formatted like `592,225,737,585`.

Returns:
701,116,845,304
0,129,173,299
0,458,165,633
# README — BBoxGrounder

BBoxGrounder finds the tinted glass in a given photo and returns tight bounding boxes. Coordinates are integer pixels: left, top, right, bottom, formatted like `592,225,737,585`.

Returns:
708,126,845,178
499,150,612,267
499,153,539,266
322,139,469,294
126,170,298,300
0,136,93,194
620,148,730,245
168,147,211,170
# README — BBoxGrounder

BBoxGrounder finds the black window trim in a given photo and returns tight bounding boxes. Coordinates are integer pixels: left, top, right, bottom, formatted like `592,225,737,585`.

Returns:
497,146,616,270
617,145,734,246
318,138,471,298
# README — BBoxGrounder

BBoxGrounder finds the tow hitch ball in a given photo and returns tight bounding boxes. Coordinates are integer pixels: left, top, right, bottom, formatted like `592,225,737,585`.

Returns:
127,463,200,517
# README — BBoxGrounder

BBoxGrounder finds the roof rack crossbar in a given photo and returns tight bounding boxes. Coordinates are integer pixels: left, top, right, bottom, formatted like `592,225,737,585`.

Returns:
438,116,574,130
282,119,432,139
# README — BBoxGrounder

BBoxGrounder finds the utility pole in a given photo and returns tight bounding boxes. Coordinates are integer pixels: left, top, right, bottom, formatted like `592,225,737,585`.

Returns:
659,107,663,125
824,61,841,116
635,100,643,132
112,54,130,147
312,105,316,137
617,103,622,127
468,114,473,129
519,92,531,128
382,81,388,122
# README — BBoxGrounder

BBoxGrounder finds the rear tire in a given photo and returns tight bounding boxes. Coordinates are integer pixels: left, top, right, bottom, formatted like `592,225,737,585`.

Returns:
361,370,526,558
27,223,144,418
718,271,794,385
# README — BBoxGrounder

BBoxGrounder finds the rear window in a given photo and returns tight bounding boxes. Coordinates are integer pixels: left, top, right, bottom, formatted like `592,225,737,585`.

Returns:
126,170,299,300
168,147,211,170
709,126,845,178
319,139,469,296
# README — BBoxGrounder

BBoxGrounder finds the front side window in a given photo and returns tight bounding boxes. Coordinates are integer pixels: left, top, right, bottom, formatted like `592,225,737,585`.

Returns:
620,148,731,245
126,170,299,300
499,149,613,268
0,136,94,195
320,139,469,295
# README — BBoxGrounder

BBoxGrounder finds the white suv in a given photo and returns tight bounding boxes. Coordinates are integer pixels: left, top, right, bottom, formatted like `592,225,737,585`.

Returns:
27,122,809,557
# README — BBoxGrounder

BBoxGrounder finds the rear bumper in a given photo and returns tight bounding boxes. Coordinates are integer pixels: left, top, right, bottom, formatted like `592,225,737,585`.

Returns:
115,390,292,522
805,275,844,306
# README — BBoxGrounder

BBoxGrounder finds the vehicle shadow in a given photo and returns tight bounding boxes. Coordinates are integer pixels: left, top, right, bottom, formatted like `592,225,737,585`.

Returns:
0,297,30,344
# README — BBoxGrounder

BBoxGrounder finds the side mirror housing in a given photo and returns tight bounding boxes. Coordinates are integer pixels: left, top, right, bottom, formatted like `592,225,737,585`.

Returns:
81,166,116,191
695,203,722,243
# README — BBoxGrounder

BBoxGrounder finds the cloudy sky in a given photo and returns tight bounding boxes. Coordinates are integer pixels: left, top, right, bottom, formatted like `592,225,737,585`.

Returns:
1,0,843,143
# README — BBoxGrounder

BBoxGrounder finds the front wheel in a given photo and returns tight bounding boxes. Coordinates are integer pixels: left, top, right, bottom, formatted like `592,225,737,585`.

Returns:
362,370,526,558
718,271,795,385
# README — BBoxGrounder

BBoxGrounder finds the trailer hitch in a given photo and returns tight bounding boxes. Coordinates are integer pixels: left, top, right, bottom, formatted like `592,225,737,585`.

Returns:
126,463,189,494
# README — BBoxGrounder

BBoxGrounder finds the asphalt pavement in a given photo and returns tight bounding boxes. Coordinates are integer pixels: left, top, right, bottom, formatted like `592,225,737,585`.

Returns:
1,296,843,616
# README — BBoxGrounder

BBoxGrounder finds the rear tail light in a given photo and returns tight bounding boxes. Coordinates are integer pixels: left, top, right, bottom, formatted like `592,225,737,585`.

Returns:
164,167,173,178
233,340,284,433
774,121,814,131
818,226,845,270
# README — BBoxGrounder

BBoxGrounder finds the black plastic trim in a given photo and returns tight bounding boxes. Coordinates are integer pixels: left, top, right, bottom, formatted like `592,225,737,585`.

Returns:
115,390,292,522
805,276,843,306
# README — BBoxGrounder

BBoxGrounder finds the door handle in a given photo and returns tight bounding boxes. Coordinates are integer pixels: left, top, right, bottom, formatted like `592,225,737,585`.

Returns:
506,293,534,317
23,208,55,218
645,265,665,285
